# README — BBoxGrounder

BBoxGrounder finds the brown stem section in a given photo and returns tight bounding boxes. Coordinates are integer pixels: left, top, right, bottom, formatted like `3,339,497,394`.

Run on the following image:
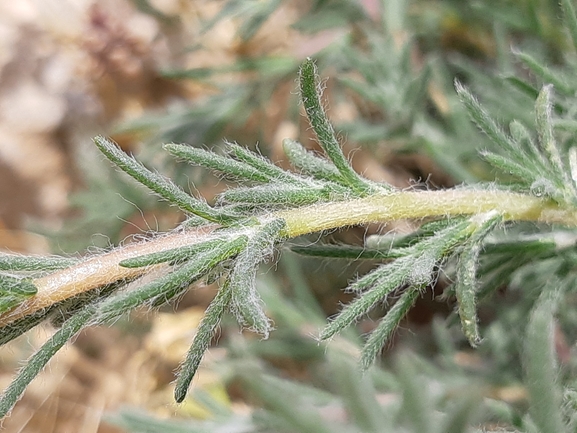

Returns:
0,225,218,327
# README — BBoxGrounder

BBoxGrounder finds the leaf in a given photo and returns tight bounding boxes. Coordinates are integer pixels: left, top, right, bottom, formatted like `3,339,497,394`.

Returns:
282,138,345,185
227,142,307,187
360,287,420,370
164,143,272,183
0,254,78,271
174,282,233,403
523,291,566,433
455,212,502,346
289,243,405,260
299,58,385,195
228,219,285,336
0,275,38,314
94,136,239,224
319,255,415,341
119,238,227,268
0,305,96,418
97,238,246,322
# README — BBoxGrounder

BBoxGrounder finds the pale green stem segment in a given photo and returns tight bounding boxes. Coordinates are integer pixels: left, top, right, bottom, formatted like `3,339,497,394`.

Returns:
275,190,577,237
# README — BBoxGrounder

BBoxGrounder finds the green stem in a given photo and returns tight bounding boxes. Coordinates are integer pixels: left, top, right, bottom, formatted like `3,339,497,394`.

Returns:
275,189,577,237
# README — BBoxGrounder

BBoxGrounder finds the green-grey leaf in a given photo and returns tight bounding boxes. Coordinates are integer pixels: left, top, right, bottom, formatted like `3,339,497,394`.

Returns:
282,138,345,185
228,219,285,336
299,58,382,195
119,238,227,268
164,143,271,183
360,287,420,370
0,254,78,272
319,256,414,341
174,281,232,403
0,305,95,417
523,292,565,433
94,136,238,225
98,238,245,322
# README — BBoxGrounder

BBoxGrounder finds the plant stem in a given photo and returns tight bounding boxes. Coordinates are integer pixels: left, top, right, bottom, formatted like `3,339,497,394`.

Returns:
0,225,218,327
0,189,574,327
275,189,577,237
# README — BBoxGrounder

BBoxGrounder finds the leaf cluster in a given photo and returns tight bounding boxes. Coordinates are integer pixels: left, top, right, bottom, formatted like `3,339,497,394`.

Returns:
0,58,395,415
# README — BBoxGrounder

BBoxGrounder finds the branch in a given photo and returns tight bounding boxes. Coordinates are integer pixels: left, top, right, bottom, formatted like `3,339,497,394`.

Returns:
1,189,573,326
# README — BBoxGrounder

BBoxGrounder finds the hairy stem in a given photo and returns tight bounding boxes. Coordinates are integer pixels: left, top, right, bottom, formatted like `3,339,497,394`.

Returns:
0,189,574,326
276,189,577,237
0,225,217,327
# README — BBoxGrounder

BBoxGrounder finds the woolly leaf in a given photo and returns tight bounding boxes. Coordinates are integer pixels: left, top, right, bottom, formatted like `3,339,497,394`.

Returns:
523,292,566,433
299,58,387,195
164,143,272,183
174,281,233,403
0,305,96,418
94,136,238,224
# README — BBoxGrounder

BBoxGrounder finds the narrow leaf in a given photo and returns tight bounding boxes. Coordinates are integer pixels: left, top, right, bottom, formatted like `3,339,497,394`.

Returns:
0,275,37,315
455,82,521,159
0,281,120,346
457,212,502,345
509,120,551,170
0,305,95,417
0,254,78,272
97,239,245,322
0,274,37,296
455,242,482,347
174,282,232,403
219,184,330,206
535,86,574,196
360,287,420,370
535,85,577,200
164,143,271,183
299,58,381,195
480,151,536,184
503,75,540,100
228,219,285,336
0,309,53,346
151,237,247,307
94,136,237,224
319,256,414,341
227,142,306,186
535,86,560,166
282,138,344,184
289,243,405,260
119,238,226,268
516,52,572,95
524,292,565,433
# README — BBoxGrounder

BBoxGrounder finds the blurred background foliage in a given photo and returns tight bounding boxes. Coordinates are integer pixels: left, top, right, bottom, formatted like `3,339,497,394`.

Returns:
2,0,577,431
